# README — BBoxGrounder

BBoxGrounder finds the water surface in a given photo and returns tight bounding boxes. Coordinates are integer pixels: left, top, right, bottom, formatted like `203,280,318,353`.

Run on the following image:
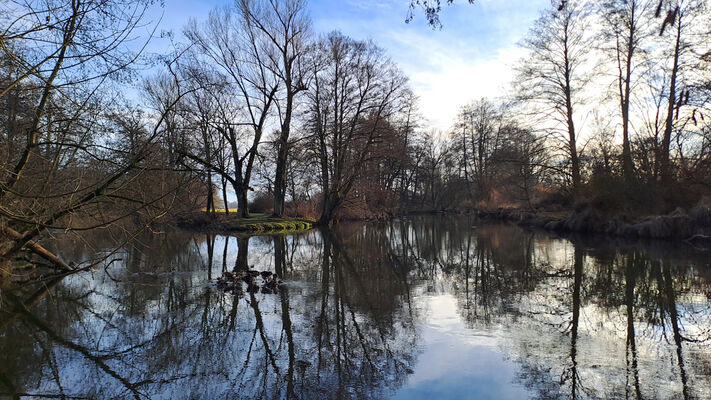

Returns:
1,216,710,399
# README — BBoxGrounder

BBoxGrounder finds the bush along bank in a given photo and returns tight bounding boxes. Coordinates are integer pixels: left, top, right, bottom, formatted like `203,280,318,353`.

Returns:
475,205,711,243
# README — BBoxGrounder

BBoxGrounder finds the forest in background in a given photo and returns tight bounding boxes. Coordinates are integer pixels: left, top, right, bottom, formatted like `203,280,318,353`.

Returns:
1,0,711,273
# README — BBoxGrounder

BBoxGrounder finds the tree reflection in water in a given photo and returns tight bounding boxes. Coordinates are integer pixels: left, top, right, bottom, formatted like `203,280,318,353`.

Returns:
0,216,710,399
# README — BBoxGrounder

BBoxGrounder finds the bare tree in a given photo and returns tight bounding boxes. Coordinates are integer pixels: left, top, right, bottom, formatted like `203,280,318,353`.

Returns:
184,5,280,217
306,32,408,224
514,0,591,193
0,0,190,275
599,0,656,182
236,0,313,217
451,99,507,200
656,0,706,182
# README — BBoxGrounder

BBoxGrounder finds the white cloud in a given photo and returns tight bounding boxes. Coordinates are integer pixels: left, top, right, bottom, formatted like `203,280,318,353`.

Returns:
310,0,547,131
406,47,526,131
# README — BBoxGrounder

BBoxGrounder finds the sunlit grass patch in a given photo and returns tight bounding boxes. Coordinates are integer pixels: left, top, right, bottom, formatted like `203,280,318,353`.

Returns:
181,211,315,235
223,215,313,234
201,208,239,213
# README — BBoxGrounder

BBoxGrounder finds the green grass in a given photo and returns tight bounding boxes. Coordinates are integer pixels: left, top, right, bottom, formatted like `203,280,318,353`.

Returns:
236,219,314,233
182,210,315,235
210,213,314,234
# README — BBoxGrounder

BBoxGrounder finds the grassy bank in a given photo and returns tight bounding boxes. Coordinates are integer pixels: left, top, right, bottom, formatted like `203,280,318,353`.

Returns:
178,212,315,235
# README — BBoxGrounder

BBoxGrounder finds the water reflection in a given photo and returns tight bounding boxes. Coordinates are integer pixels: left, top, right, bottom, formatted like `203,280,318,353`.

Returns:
0,217,710,399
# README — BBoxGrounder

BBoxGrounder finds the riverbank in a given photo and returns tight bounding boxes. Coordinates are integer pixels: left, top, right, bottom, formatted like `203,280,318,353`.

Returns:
473,205,711,243
177,212,315,235
176,205,711,244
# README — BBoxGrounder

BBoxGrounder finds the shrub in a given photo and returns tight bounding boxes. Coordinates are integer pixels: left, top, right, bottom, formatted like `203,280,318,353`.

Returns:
249,192,274,214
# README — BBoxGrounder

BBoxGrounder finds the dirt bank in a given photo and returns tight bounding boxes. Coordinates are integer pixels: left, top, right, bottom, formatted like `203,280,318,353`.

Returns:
475,205,711,243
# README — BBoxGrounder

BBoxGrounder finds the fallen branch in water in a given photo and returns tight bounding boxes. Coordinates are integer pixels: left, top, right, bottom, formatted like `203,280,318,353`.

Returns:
1,225,73,272
683,234,711,250
684,234,711,242
3,258,123,293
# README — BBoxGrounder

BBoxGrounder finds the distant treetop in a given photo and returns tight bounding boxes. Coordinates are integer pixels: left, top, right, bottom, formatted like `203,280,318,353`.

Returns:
406,0,475,28
408,0,672,30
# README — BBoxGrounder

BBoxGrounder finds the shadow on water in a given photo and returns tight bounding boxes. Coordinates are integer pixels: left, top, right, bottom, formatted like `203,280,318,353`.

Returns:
0,216,710,399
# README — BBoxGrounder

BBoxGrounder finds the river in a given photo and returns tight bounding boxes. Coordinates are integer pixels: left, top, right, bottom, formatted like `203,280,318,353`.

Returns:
1,216,709,399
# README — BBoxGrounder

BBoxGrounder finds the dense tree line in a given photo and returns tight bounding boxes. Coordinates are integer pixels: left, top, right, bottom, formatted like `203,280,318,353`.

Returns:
163,0,558,221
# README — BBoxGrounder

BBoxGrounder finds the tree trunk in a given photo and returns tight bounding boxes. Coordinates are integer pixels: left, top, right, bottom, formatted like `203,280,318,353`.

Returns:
206,171,214,214
620,14,636,182
237,187,249,218
273,139,289,217
564,55,581,192
0,226,73,271
660,17,683,183
222,177,229,215
273,91,293,217
318,192,341,226
234,160,250,218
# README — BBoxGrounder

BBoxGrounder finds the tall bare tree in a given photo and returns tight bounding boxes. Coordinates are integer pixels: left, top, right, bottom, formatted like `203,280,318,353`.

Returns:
656,0,706,182
599,0,656,182
184,5,280,217
452,99,507,200
237,0,313,217
515,0,590,193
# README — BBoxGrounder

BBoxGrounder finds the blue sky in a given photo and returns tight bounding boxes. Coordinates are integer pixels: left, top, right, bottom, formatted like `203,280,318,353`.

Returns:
146,0,550,130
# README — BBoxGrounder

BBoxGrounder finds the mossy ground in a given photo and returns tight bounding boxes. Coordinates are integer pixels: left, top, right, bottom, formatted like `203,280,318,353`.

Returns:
224,214,314,234
179,212,315,235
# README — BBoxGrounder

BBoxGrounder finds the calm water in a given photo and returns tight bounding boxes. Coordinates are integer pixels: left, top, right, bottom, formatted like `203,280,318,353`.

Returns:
1,216,710,399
